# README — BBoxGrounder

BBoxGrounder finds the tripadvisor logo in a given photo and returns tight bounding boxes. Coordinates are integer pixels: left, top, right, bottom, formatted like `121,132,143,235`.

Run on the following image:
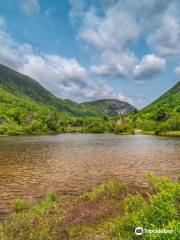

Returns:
135,227,173,236
135,227,143,236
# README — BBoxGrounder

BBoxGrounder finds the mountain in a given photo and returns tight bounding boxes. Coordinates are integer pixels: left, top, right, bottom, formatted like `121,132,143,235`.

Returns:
135,81,180,132
0,64,136,117
82,99,136,115
0,63,179,135
0,64,88,116
141,81,180,113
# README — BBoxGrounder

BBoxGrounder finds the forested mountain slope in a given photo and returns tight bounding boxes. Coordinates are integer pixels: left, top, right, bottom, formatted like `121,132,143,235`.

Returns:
0,64,136,117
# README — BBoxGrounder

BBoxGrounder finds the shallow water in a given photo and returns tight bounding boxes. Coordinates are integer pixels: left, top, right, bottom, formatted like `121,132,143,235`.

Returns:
0,134,180,217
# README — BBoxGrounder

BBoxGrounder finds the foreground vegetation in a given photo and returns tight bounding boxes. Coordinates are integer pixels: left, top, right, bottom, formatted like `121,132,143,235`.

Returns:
0,174,179,239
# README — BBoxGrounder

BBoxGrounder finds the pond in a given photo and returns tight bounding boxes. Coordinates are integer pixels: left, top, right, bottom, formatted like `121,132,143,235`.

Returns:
0,134,180,218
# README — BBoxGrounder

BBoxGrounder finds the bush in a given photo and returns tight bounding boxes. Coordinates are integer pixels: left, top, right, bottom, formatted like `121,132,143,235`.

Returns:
111,175,180,240
113,125,134,134
83,122,109,133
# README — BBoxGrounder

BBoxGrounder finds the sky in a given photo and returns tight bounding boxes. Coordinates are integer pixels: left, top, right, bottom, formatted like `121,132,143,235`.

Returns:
0,0,180,108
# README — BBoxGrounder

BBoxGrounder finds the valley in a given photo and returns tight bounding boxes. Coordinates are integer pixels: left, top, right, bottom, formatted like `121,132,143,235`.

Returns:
0,64,179,137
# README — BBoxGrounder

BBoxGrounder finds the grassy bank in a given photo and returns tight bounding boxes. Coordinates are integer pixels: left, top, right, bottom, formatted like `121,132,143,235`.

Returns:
0,174,179,240
142,131,180,137
158,131,180,137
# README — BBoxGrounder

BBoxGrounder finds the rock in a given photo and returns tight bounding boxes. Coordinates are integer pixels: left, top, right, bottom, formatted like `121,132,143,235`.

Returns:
0,119,6,125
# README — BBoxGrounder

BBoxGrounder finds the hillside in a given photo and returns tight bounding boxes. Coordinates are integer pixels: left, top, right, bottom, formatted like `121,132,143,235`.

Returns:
0,64,90,116
82,99,136,115
0,64,137,135
0,64,136,117
134,81,180,132
141,81,180,113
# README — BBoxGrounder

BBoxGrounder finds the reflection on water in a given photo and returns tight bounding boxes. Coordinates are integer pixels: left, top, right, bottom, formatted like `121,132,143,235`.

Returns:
0,134,180,217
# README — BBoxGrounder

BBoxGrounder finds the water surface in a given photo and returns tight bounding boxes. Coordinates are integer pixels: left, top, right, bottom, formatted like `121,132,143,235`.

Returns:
0,134,180,217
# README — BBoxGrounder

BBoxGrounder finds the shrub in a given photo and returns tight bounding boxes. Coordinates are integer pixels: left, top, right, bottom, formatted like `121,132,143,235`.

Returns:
83,122,108,133
111,175,180,240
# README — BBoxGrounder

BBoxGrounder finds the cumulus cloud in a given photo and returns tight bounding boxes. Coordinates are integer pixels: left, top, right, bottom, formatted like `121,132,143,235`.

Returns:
79,5,140,51
68,0,180,81
2,0,179,106
0,21,130,103
90,64,128,78
147,2,180,57
101,50,138,73
76,3,140,79
21,0,40,15
0,19,31,69
133,55,166,80
19,54,129,102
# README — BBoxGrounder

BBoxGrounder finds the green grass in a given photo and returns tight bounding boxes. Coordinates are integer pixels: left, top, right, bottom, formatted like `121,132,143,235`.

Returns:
0,194,64,240
158,131,180,137
82,179,127,201
142,131,180,137
12,199,29,213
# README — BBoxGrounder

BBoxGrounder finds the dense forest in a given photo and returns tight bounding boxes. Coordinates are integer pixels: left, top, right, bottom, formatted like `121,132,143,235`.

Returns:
131,81,180,134
0,64,179,136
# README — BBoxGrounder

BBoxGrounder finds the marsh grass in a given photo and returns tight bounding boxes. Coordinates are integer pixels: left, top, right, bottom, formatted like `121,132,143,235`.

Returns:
82,179,127,201
12,199,29,213
0,194,64,240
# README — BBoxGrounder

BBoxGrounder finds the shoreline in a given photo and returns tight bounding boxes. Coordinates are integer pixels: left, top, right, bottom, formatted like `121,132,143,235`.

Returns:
0,130,180,137
0,175,179,239
142,131,180,137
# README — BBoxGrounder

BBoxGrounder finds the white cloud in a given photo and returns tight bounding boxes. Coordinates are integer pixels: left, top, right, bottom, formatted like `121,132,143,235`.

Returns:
2,0,179,106
21,0,40,15
90,64,128,78
101,50,138,73
133,54,166,80
0,19,33,69
147,2,180,57
175,66,180,75
0,22,131,103
19,54,130,102
79,5,140,51
69,0,180,81
76,3,140,79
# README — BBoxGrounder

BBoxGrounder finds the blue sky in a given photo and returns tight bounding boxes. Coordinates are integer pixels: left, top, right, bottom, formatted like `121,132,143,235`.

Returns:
0,0,180,108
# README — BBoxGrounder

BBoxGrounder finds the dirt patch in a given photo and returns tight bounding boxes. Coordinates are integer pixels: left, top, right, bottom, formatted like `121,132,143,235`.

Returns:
65,200,117,225
63,183,152,226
